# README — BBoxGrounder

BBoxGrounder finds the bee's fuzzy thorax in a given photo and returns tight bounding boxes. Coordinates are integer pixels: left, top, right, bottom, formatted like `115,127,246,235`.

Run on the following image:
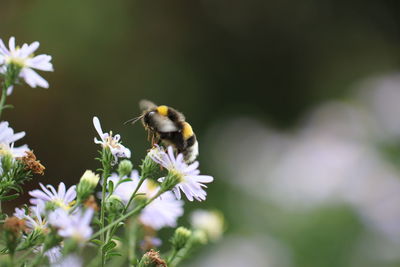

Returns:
156,105,168,116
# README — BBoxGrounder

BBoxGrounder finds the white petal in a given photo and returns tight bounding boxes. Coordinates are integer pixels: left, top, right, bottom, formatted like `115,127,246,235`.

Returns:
92,117,104,139
0,39,9,55
7,131,25,143
20,68,49,88
27,54,53,71
193,175,214,183
8,37,15,53
21,41,39,58
6,85,14,96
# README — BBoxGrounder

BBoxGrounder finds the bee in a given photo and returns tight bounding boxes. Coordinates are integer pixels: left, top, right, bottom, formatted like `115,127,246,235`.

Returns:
125,100,199,163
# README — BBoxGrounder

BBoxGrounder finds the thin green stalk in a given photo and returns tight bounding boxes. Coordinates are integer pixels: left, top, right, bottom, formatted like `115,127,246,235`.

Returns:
0,64,20,119
0,75,11,213
127,219,138,266
92,190,163,240
169,239,194,267
167,249,179,264
99,148,112,266
0,79,9,119
123,176,146,214
15,249,34,266
103,176,148,248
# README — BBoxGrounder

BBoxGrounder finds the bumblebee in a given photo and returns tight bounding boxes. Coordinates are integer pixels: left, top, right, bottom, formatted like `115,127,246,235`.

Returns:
125,100,199,163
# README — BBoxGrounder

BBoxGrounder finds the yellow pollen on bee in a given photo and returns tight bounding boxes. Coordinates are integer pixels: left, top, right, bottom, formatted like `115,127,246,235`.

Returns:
182,122,194,139
156,105,169,116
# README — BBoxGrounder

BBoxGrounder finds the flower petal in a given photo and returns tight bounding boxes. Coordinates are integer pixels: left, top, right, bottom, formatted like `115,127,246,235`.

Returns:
20,68,49,88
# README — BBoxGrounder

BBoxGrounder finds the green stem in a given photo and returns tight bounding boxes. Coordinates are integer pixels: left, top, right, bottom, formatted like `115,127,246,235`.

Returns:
123,176,146,214
15,249,33,266
0,75,11,213
169,239,194,267
99,148,112,266
92,190,163,241
0,78,9,119
167,249,179,264
103,176,148,251
0,64,19,119
127,219,138,266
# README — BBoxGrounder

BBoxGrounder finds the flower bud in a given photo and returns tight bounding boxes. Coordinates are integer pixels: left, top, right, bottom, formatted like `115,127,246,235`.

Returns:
190,210,224,242
106,195,124,214
191,229,207,245
140,153,161,180
160,171,181,192
170,227,192,251
118,160,133,177
77,170,100,202
1,152,14,173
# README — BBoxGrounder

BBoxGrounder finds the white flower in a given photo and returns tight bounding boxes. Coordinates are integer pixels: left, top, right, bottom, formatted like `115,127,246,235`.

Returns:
48,208,93,243
14,200,47,232
108,170,184,230
0,121,29,157
33,245,62,264
0,36,53,92
190,210,224,241
51,254,82,267
149,146,214,201
93,116,131,163
45,246,62,264
29,182,76,210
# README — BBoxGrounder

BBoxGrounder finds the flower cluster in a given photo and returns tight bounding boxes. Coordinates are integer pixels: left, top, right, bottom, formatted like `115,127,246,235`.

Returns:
107,170,184,230
0,35,221,267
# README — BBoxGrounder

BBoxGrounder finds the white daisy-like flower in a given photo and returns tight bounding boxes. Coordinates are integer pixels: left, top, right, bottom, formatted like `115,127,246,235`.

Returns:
108,170,184,230
45,246,62,264
0,121,29,158
0,36,53,93
33,245,62,264
14,200,47,232
48,208,93,243
93,116,131,163
29,182,76,210
51,254,82,267
149,145,214,201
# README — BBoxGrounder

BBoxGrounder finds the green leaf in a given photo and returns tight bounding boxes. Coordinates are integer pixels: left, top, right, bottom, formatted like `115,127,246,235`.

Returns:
117,178,132,186
102,240,117,253
108,180,114,193
106,252,122,260
0,193,19,201
91,239,103,246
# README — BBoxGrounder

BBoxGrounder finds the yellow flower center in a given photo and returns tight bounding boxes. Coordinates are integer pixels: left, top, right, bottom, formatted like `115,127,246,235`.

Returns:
0,144,12,156
105,131,121,149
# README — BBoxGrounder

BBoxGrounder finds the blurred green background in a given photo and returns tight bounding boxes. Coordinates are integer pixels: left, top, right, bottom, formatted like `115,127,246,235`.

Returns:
2,0,400,266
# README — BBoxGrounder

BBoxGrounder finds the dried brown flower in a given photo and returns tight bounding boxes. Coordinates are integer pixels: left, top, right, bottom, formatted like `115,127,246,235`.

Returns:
4,216,26,234
83,195,99,211
143,249,167,267
20,151,45,175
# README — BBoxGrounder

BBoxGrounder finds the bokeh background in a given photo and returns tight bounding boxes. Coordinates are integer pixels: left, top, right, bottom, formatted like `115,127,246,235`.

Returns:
2,0,400,266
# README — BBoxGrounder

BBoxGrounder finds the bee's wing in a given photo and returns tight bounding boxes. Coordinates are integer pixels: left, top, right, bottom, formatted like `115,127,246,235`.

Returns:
139,99,157,111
